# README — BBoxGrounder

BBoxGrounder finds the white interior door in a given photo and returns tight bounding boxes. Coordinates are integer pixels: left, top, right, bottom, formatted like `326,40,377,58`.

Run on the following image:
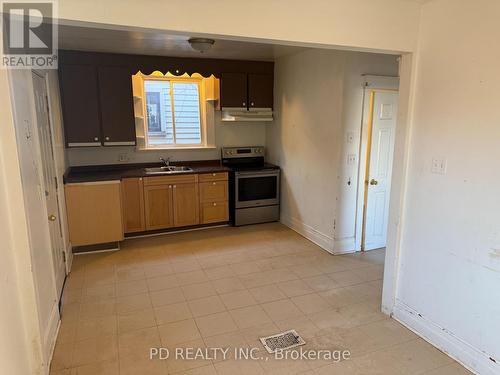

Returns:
363,91,398,250
32,72,66,296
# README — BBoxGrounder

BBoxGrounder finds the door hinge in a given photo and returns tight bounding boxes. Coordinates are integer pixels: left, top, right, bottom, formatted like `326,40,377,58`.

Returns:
54,176,58,190
62,251,66,263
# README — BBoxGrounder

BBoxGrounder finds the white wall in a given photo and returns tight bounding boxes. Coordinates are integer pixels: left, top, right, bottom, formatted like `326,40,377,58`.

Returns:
393,1,500,374
267,49,398,252
57,0,421,53
66,114,267,166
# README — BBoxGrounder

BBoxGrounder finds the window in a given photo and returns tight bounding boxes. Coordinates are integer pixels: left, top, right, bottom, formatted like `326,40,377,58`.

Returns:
143,78,203,147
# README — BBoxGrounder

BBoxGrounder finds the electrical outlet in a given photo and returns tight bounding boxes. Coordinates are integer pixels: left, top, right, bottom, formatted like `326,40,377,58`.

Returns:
431,158,447,174
118,153,130,162
347,154,356,165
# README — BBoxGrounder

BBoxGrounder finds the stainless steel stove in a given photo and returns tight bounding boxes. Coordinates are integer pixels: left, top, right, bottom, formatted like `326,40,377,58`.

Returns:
222,146,280,226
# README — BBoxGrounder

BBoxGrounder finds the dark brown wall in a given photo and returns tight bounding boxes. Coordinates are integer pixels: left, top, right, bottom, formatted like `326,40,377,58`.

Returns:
59,50,274,78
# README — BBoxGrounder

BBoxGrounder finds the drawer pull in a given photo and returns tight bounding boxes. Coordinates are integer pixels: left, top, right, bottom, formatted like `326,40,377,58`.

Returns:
169,185,172,188
213,203,217,206
212,173,216,176
212,182,216,185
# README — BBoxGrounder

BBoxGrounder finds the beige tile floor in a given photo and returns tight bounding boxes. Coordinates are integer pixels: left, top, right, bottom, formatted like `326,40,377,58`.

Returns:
51,223,471,375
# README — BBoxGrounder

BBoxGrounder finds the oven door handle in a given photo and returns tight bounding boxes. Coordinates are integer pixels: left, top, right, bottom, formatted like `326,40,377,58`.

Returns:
235,170,280,177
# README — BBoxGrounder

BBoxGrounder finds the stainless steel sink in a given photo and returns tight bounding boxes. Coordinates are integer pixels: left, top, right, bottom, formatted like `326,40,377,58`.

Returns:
144,166,193,175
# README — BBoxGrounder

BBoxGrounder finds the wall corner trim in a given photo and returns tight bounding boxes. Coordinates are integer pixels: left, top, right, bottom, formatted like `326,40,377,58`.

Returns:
280,214,334,254
393,301,497,375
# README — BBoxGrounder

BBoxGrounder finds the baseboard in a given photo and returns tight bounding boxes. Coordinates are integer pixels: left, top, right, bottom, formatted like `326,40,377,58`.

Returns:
393,301,499,375
43,302,61,374
280,214,334,254
333,236,357,254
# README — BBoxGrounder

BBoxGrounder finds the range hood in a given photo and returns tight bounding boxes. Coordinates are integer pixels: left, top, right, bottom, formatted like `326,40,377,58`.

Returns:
221,107,273,122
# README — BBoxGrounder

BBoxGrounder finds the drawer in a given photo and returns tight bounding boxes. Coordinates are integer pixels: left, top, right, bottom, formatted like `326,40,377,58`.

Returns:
144,174,198,186
198,172,228,182
199,181,228,203
200,201,229,224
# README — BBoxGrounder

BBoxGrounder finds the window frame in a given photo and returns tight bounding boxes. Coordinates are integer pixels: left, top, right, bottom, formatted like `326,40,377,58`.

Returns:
140,75,207,149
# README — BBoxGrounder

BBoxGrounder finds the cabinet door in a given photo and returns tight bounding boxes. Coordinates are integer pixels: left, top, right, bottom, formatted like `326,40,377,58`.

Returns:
172,182,200,227
98,66,136,146
248,74,274,109
65,181,124,246
144,184,174,230
59,65,102,146
121,178,145,233
220,72,247,109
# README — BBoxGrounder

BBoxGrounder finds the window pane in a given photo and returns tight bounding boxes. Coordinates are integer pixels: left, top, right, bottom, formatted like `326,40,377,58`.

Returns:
144,80,174,145
172,82,202,144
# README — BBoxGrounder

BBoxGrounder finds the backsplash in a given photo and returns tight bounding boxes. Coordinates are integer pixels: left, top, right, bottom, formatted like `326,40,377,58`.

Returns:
67,114,268,166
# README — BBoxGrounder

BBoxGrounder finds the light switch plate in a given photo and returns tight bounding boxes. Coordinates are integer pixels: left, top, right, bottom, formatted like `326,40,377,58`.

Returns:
431,158,447,174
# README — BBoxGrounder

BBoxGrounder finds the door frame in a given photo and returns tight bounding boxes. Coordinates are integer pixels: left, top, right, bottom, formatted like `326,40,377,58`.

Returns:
355,78,400,252
43,70,73,274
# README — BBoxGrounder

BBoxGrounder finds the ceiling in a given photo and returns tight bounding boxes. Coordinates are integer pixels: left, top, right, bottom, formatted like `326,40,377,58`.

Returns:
58,25,308,62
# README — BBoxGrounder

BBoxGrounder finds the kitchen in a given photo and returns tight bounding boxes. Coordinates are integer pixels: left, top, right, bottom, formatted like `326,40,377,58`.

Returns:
59,46,280,253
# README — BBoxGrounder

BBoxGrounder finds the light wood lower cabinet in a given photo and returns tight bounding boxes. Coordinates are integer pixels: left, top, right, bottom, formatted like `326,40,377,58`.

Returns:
199,173,229,224
173,183,200,227
143,174,200,230
144,184,174,230
199,181,228,202
65,181,124,246
121,178,145,233
200,201,229,224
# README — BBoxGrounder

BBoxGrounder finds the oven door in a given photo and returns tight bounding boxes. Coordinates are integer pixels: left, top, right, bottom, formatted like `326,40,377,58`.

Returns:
235,170,280,209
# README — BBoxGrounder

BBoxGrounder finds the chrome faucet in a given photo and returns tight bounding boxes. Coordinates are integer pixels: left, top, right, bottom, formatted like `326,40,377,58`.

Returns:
159,157,171,167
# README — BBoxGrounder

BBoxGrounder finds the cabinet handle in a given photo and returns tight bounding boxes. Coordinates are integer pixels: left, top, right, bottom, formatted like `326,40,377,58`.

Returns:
212,173,216,176
94,137,99,141
173,185,176,188
213,203,217,206
169,185,172,188
212,182,216,185
139,178,142,181
242,102,246,106
105,136,110,141
251,102,254,106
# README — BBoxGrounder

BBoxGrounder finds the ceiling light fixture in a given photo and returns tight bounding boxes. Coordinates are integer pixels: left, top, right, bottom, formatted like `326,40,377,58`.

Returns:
188,38,215,53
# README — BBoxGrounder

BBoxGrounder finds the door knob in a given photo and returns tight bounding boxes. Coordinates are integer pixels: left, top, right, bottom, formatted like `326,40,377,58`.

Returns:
48,214,57,221
370,179,378,186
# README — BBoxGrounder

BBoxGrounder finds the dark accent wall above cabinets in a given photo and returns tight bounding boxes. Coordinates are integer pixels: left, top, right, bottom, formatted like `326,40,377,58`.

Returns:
58,50,274,148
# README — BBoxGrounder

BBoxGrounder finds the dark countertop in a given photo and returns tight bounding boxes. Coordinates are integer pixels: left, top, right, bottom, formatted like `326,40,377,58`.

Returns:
64,160,232,183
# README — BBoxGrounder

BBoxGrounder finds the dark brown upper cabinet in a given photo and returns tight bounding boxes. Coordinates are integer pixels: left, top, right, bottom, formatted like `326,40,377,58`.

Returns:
248,74,273,109
59,65,102,147
220,72,274,110
220,73,248,109
98,66,136,146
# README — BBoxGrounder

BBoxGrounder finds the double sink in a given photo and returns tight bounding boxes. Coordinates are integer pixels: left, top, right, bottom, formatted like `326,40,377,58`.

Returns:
144,166,193,175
